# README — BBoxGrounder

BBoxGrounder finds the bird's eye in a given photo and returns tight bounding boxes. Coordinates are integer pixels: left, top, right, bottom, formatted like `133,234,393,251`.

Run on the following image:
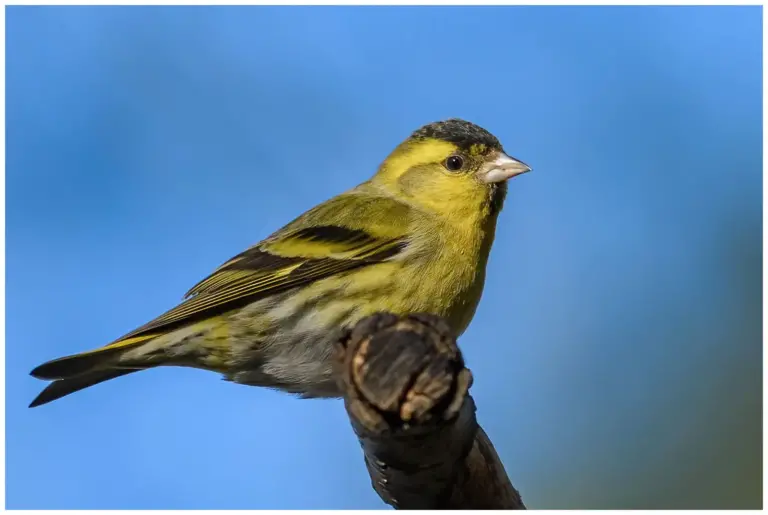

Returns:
445,155,465,172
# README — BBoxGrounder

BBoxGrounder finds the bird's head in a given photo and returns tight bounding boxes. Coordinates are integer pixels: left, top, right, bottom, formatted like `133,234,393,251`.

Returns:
371,119,530,218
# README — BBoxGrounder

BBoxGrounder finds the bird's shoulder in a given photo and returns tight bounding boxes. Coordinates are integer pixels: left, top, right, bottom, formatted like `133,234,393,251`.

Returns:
269,185,416,243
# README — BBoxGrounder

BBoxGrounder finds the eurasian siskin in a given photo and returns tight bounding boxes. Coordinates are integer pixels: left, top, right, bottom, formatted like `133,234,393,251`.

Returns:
30,118,530,407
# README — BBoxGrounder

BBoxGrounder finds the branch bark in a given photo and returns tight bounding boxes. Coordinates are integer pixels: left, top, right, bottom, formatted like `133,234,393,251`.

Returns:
334,313,525,509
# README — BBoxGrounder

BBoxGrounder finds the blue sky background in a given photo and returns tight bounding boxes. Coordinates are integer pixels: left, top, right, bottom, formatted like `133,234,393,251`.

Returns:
7,6,761,509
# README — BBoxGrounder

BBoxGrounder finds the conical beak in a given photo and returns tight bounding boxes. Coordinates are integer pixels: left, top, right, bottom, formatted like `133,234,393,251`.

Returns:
480,152,532,183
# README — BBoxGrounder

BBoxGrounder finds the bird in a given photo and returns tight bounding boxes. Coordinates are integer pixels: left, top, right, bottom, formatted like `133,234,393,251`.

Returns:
28,118,531,408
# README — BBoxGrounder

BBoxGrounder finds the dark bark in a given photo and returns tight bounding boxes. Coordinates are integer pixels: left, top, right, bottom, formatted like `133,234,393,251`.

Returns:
334,313,525,510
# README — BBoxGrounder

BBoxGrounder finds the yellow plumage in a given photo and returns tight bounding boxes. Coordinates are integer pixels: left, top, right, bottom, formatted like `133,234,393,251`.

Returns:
29,118,530,407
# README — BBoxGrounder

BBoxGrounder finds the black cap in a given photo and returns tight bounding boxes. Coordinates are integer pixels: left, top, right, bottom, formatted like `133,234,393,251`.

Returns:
410,118,502,153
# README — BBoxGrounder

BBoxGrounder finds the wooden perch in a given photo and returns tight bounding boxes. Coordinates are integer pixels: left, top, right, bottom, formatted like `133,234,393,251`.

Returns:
334,313,525,509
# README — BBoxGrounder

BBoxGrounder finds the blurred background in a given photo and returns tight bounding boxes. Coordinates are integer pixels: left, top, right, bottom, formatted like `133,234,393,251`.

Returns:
6,6,762,509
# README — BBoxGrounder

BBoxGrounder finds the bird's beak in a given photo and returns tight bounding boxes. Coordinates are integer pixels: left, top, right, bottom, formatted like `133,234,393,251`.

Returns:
480,152,532,183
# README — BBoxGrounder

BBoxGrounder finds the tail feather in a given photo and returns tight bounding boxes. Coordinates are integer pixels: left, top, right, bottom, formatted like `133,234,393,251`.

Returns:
29,369,141,408
30,335,156,380
31,348,126,380
29,334,159,407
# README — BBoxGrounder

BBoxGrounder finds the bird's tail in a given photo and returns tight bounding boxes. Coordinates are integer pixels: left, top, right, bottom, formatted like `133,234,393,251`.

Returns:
29,334,158,408
29,369,141,408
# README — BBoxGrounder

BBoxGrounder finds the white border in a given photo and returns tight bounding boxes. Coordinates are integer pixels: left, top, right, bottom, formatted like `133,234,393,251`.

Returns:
2,0,766,5
0,2,763,514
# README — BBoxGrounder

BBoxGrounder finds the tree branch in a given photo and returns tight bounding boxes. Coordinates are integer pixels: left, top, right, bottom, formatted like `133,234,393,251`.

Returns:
334,313,525,509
